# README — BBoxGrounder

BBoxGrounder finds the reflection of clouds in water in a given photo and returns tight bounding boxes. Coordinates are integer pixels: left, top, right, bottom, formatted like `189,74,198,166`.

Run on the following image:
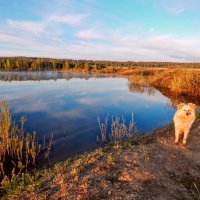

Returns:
53,108,89,120
110,91,168,105
68,78,127,93
77,97,102,105
13,101,49,113
1,77,127,99
13,98,90,121
134,92,168,104
5,78,169,116
144,104,151,109
0,72,176,161
38,95,66,104
0,72,173,126
52,94,65,99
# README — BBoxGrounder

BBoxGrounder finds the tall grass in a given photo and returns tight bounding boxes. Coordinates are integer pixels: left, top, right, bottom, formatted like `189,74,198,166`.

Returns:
128,74,147,86
98,113,136,143
170,71,200,97
0,101,52,180
128,69,200,98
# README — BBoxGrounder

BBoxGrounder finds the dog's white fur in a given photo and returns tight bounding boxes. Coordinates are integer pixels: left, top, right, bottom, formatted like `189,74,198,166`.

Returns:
173,103,196,145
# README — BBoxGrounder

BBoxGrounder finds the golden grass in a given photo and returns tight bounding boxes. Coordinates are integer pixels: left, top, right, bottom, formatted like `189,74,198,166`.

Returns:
98,113,136,143
128,74,147,86
128,69,200,98
0,101,52,180
170,71,200,97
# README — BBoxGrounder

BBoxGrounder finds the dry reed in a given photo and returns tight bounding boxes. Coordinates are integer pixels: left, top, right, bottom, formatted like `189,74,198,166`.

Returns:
98,113,136,143
128,69,200,98
0,101,52,179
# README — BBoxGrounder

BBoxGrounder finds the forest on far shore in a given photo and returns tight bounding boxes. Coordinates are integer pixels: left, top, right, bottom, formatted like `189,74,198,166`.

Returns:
0,57,200,71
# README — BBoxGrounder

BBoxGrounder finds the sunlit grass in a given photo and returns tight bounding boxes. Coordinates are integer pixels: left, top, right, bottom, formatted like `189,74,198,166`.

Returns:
170,71,200,97
98,113,136,143
0,101,52,181
128,69,200,98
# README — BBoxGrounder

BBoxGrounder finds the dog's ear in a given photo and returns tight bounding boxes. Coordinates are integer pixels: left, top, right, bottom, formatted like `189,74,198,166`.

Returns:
176,103,185,110
188,103,196,109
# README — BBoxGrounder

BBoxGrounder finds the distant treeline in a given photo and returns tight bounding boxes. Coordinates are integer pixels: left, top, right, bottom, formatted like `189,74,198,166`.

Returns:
0,57,200,71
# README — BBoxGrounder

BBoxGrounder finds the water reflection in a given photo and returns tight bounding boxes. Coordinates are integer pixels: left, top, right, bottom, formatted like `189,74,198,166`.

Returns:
157,87,200,107
0,71,115,82
128,82,200,107
0,71,176,163
128,82,156,95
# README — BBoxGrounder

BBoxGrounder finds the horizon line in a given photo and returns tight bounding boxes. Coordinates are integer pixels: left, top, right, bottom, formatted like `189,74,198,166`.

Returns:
1,55,200,64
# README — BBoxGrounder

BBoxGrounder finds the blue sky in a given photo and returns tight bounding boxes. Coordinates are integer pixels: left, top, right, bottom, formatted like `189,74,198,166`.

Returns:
0,0,200,62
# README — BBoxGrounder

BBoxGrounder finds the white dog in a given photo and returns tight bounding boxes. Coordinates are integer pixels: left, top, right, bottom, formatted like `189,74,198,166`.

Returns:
173,103,196,145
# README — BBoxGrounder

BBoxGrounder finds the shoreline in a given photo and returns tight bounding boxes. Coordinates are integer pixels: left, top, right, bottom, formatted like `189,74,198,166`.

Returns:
65,67,200,105
0,66,200,101
1,68,200,199
3,119,200,199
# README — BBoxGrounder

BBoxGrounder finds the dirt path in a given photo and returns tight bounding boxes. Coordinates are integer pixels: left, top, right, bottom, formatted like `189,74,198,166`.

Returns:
137,120,200,199
5,120,200,200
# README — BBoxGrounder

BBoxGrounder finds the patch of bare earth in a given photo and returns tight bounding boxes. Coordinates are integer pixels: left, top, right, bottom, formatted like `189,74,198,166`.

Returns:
12,120,200,200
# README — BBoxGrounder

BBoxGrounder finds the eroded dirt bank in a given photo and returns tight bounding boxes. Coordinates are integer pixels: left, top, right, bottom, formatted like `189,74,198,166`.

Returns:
4,119,200,200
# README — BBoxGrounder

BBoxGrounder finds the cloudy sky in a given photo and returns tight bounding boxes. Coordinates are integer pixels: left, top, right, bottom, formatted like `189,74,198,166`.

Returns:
0,0,200,62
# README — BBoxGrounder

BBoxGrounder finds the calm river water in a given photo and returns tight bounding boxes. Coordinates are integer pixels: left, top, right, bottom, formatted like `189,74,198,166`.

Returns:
0,71,175,163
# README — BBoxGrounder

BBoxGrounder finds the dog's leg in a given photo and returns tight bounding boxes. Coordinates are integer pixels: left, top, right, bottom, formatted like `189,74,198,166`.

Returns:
182,129,189,146
175,128,180,144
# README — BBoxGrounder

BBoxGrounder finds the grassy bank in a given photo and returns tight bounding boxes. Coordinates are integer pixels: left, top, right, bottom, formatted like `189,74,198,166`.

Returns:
2,118,200,199
127,68,200,100
1,100,200,199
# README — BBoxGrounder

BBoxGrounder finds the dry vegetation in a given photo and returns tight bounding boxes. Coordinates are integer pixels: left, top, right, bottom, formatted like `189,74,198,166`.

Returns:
0,101,52,189
2,118,200,199
128,68,200,99
0,101,39,177
97,113,137,143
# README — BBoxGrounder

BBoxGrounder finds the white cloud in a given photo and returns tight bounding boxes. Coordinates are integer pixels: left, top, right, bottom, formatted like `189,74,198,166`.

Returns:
50,13,88,25
168,7,186,15
0,0,200,62
0,31,22,43
152,0,200,15
7,19,45,34
1,21,200,62
76,29,102,39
